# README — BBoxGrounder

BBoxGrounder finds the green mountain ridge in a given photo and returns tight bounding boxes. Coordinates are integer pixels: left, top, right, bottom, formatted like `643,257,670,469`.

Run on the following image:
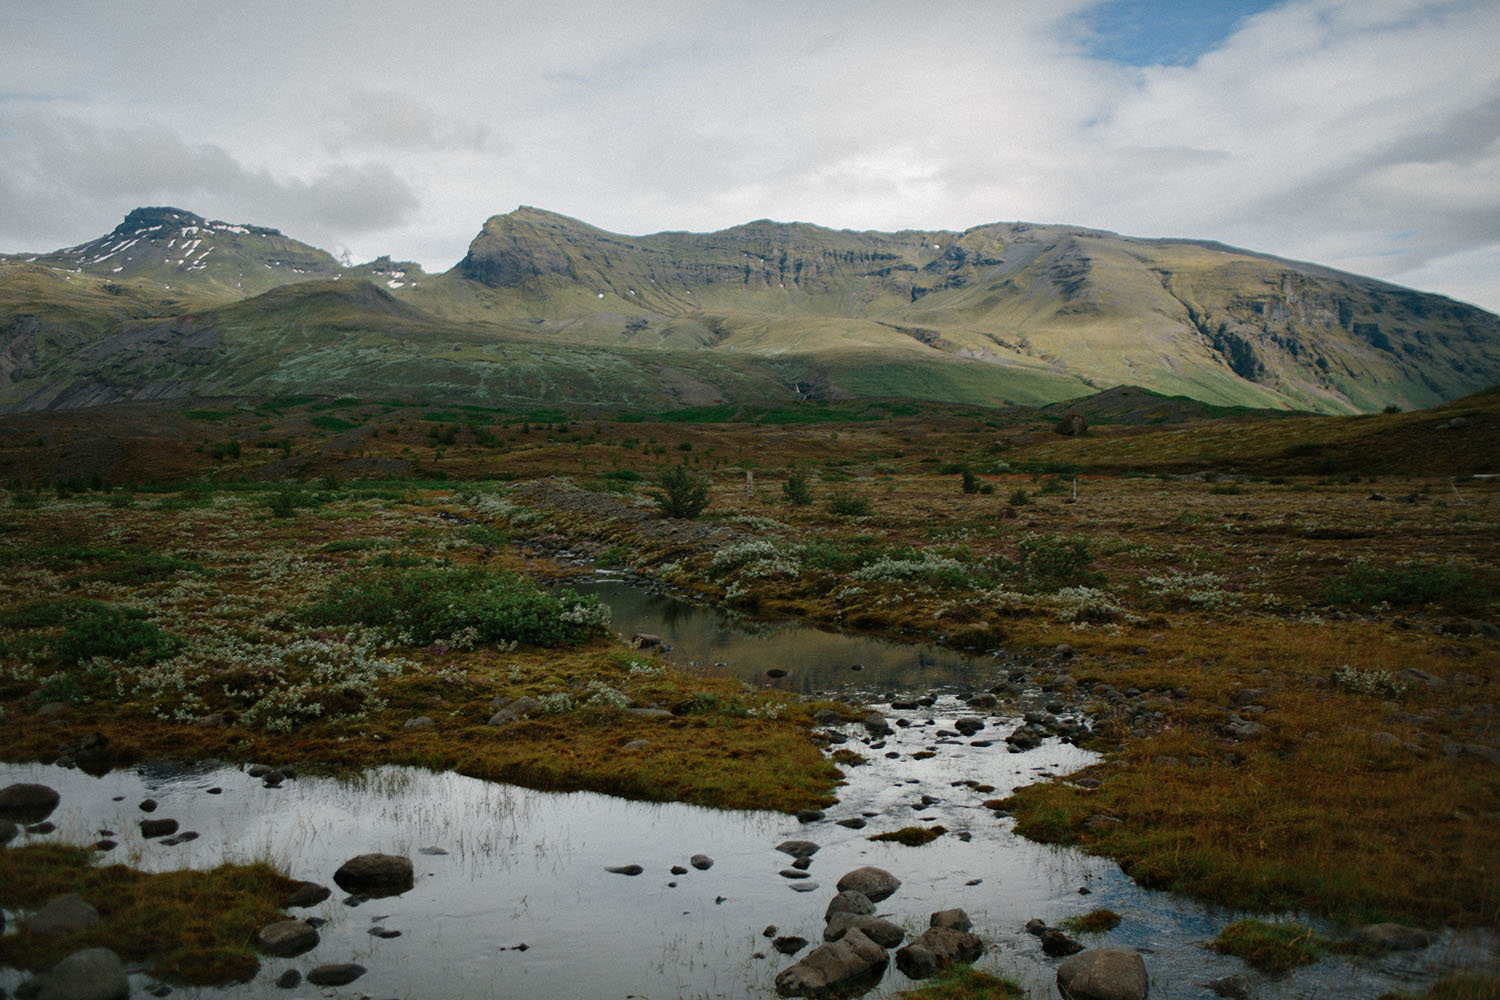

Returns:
1,205,1496,414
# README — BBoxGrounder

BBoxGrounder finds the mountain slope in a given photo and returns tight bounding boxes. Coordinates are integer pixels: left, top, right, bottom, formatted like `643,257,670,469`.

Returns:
2,206,1496,414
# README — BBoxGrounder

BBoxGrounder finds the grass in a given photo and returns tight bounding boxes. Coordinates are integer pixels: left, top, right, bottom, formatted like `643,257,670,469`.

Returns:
1061,908,1122,934
896,964,1025,999
1381,974,1500,1000
1210,919,1326,975
869,825,946,846
0,843,300,985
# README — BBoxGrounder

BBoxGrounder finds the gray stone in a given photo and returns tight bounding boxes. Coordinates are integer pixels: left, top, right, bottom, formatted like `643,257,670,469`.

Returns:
895,926,984,979
488,695,543,725
1057,948,1150,1000
824,912,906,948
1205,973,1252,999
690,854,714,870
282,881,331,908
954,717,985,736
776,839,820,858
139,818,178,838
863,712,892,736
929,908,971,932
36,947,128,1000
835,867,900,903
1042,929,1085,956
606,864,644,876
306,963,366,986
1352,922,1434,951
275,969,302,989
252,919,320,957
29,894,100,936
773,935,808,955
403,716,435,729
824,889,875,922
333,853,414,896
0,783,60,823
774,928,888,998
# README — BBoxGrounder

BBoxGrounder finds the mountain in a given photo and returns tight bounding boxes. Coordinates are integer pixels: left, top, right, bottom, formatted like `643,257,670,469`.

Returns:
1,206,1496,414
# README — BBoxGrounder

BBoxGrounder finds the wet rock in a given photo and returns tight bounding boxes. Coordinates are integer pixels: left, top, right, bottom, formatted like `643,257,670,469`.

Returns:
253,919,319,957
767,669,789,679
139,818,178,838
1352,922,1434,951
418,846,449,856
671,865,688,875
0,783,60,823
863,713,892,736
632,632,664,649
247,764,275,777
1205,973,1252,999
824,913,906,948
1,820,18,845
306,963,366,987
160,831,198,846
138,799,158,813
954,717,985,736
780,869,812,879
789,881,820,892
29,894,100,936
836,818,866,829
605,864,644,876
776,839,820,859
1042,928,1085,956
369,926,402,938
1056,948,1149,1000
792,857,813,870
929,908,971,932
92,839,116,852
333,853,415,897
1006,726,1044,751
773,935,808,955
282,881,331,908
834,866,900,903
35,947,128,1000
274,969,301,989
895,926,984,979
796,809,824,823
824,890,875,922
774,928,888,998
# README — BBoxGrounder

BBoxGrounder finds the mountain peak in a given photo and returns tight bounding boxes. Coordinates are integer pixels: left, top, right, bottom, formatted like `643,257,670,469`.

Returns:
112,206,207,235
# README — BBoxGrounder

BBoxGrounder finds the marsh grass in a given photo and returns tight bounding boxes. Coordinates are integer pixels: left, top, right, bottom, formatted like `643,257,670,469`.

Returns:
0,843,299,984
896,964,1025,999
869,825,946,846
1210,919,1326,975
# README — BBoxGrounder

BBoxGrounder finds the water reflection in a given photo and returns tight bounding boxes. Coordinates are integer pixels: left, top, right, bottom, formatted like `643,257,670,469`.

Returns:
572,577,990,694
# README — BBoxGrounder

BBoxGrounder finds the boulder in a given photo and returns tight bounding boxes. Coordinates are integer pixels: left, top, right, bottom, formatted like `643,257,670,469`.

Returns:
253,919,320,957
1056,413,1088,437
835,867,900,903
139,818,178,838
29,894,100,936
306,963,367,986
863,713,892,736
1352,922,1434,952
1,820,17,845
774,927,888,998
824,912,906,948
824,889,875,922
1057,948,1149,1000
690,854,714,870
0,783,61,823
773,935,809,955
1043,928,1085,956
930,908,971,932
954,717,985,736
895,926,984,979
282,881,332,908
333,853,415,897
776,839,820,859
36,947,129,1000
488,696,543,726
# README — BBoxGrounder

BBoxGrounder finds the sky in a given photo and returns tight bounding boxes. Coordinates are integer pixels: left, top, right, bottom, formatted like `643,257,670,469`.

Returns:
2,0,1498,313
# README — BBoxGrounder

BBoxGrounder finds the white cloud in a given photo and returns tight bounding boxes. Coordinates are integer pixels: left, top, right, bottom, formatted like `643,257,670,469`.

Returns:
0,0,1495,312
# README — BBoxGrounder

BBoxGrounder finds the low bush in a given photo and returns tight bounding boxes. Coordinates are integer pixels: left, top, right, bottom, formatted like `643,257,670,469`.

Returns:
826,489,871,517
51,603,182,665
1319,561,1491,612
651,462,710,519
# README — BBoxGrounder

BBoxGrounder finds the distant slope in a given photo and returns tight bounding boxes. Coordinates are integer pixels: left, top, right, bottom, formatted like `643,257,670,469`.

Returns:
2,206,1496,414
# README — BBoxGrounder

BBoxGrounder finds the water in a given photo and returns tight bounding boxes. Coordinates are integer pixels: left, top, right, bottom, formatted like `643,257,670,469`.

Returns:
3,582,1493,998
571,575,992,695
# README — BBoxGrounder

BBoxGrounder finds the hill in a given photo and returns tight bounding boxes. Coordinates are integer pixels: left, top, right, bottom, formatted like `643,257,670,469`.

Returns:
1,206,1497,414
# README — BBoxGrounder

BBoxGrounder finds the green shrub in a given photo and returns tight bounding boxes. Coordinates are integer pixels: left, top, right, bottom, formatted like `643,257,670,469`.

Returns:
961,468,980,494
51,604,181,665
1015,534,1103,591
301,565,609,647
651,463,710,519
1319,562,1491,612
826,490,871,517
1008,488,1031,507
782,468,813,506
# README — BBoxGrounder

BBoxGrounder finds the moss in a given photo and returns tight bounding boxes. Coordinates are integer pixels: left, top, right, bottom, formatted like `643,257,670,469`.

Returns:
1210,919,1325,975
1062,908,1122,934
869,825,946,846
0,844,299,985
897,964,1025,999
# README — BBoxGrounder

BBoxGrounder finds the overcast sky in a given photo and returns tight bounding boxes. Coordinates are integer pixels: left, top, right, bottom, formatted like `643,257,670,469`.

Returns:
3,0,1497,312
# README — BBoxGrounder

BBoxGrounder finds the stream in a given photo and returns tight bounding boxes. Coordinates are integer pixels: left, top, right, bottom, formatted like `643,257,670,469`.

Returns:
2,579,1491,999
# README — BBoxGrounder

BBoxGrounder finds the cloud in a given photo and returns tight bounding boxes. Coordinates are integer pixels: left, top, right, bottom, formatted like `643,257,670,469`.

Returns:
0,113,419,247
322,89,495,154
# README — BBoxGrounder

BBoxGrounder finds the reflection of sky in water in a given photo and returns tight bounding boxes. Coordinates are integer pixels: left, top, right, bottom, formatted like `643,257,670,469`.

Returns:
4,632,1491,999
572,577,989,695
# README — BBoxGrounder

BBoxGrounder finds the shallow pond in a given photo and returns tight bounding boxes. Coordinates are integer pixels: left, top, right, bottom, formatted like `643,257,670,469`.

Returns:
3,582,1491,999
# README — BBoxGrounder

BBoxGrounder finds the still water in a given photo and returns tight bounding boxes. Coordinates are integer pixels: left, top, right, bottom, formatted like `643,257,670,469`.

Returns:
2,583,1490,999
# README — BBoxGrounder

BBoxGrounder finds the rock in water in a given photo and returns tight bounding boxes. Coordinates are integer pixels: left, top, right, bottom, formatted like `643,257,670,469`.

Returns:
252,919,320,957
36,947,128,1000
1352,923,1434,951
0,783,60,823
824,890,875,922
774,928,889,998
895,926,984,979
306,963,367,986
824,913,907,948
1056,949,1150,1000
333,853,415,897
834,867,901,903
